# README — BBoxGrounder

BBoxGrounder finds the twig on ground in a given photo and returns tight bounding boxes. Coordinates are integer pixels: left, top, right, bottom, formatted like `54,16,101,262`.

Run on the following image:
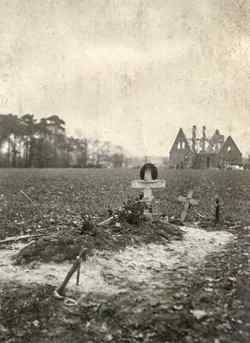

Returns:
0,233,49,245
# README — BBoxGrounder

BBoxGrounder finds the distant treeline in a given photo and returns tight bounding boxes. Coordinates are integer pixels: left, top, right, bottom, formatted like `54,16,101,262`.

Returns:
0,114,125,168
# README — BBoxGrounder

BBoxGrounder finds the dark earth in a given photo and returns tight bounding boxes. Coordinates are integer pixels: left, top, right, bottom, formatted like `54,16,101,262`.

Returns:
0,168,250,342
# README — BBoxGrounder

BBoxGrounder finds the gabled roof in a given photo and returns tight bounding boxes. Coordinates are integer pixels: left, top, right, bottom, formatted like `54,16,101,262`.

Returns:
210,129,224,144
219,136,242,156
170,128,191,154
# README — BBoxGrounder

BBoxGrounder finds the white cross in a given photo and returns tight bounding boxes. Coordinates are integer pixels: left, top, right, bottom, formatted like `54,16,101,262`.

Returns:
178,190,199,223
131,167,166,205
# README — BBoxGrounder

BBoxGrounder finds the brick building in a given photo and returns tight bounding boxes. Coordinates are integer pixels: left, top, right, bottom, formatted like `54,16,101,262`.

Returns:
169,126,242,169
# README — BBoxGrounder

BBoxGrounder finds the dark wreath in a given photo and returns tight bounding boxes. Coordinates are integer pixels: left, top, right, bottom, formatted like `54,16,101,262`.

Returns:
140,163,158,180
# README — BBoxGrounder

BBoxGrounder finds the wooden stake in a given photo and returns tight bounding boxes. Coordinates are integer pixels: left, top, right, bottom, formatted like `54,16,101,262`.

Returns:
215,197,220,224
76,261,81,286
54,247,87,298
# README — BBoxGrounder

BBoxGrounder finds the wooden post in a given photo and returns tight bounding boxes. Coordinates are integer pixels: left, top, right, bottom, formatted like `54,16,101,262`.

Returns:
215,197,220,224
54,247,87,299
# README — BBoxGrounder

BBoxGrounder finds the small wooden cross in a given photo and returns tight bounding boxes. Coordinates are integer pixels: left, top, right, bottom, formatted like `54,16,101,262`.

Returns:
131,163,166,207
178,190,199,223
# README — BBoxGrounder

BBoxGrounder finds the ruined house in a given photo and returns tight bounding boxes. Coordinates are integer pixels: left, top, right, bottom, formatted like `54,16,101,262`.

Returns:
169,126,242,169
169,128,193,169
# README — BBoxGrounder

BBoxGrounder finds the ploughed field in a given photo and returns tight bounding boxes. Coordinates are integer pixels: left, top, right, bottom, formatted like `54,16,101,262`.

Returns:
0,168,250,343
1,167,250,239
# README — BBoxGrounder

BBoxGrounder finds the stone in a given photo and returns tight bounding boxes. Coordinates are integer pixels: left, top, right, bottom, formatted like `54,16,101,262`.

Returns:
190,309,207,320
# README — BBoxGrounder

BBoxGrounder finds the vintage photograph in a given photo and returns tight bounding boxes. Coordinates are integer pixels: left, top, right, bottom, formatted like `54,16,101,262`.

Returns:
0,1,249,342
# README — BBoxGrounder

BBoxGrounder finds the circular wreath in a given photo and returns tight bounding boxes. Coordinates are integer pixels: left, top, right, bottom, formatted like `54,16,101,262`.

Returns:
140,163,158,180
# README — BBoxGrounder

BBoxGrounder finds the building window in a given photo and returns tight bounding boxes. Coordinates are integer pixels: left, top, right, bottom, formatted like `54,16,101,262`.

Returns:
178,141,186,150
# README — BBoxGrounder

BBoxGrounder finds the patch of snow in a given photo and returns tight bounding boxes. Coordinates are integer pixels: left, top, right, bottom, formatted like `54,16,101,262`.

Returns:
0,227,233,296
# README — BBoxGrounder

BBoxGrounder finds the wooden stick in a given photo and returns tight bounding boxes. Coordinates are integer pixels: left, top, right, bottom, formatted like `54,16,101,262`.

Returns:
20,190,44,217
97,216,114,226
20,190,35,205
54,247,87,298
0,233,48,245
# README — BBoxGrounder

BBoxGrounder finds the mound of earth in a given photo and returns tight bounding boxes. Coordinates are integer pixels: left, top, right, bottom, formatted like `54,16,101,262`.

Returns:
15,221,183,265
1,228,248,343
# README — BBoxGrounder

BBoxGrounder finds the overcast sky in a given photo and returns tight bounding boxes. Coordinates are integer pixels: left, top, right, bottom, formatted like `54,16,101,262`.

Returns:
0,0,250,156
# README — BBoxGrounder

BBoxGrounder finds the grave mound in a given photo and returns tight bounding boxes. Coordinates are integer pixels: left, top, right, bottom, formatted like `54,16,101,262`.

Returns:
15,221,183,265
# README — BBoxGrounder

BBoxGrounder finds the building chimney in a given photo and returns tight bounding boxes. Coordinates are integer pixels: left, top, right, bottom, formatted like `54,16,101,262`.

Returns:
192,125,197,152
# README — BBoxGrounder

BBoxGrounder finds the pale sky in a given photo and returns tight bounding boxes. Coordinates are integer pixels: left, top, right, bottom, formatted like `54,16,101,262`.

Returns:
0,0,250,156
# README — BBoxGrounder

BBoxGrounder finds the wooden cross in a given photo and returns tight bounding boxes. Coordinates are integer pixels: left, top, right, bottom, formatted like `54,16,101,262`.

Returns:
131,164,166,206
178,190,199,223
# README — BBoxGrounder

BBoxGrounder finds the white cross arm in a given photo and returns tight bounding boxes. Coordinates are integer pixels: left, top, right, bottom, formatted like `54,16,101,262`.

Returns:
178,196,186,202
190,199,199,206
178,195,199,206
131,179,166,189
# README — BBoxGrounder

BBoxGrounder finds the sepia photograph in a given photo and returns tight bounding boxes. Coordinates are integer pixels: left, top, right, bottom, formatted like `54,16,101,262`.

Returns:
0,1,249,342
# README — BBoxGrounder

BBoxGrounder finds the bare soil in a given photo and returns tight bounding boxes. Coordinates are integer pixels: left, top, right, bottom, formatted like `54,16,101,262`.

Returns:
0,169,250,342
0,226,240,343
